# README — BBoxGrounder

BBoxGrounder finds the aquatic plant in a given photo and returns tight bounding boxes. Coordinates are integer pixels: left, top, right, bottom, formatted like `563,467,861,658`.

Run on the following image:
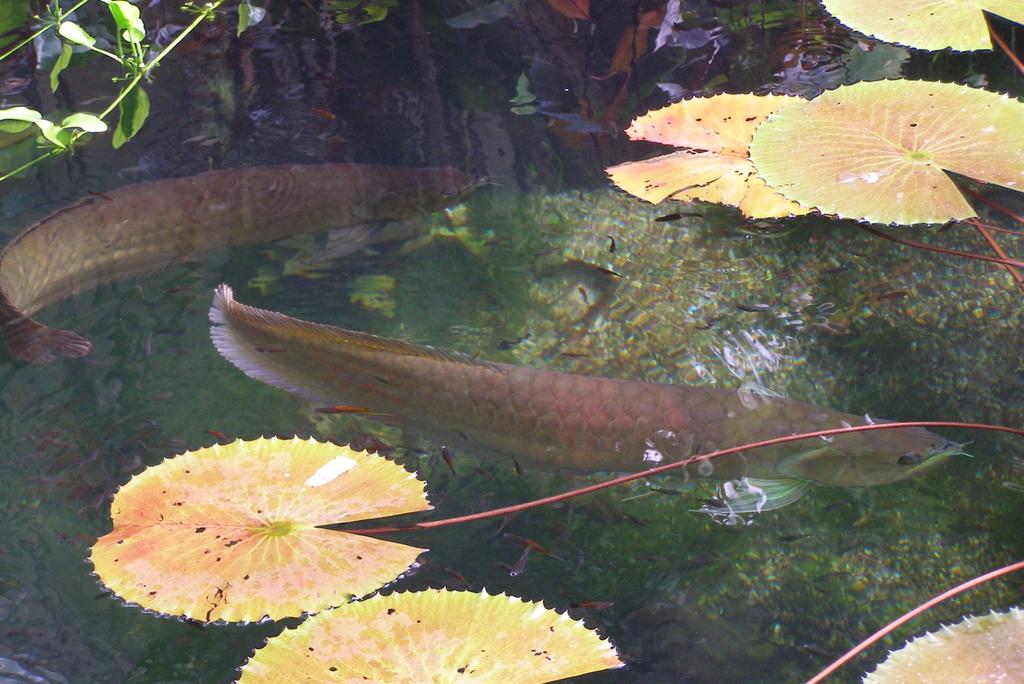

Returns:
819,0,1024,51
0,0,264,182
90,437,622,681
90,437,430,621
749,79,1024,225
606,94,807,219
237,588,622,682
609,81,1024,226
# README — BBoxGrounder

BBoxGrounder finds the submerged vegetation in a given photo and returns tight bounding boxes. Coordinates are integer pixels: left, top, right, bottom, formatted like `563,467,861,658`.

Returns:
0,0,1022,682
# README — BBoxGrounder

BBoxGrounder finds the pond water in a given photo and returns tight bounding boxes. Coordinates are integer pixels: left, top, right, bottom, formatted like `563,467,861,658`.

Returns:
0,1,1022,682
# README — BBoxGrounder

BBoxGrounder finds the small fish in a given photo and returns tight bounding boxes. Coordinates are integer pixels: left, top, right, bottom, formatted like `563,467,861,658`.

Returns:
209,286,964,511
504,533,553,556
606,235,617,253
736,303,772,313
314,405,373,414
443,568,470,589
497,332,531,350
163,282,197,295
506,546,531,577
593,265,624,278
205,429,228,442
876,290,911,302
440,446,456,474
0,164,477,363
309,106,336,121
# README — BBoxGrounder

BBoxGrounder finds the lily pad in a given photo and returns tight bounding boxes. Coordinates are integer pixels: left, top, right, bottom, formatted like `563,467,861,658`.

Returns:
749,79,1024,225
607,94,809,219
821,0,1024,52
864,607,1024,682
237,589,623,682
90,437,430,622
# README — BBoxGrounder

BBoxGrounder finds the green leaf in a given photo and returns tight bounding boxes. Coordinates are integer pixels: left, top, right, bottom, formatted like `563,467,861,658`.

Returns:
0,121,32,134
33,119,70,149
112,85,149,148
50,43,73,92
0,107,42,123
57,21,96,48
236,1,267,37
104,1,146,44
61,112,108,133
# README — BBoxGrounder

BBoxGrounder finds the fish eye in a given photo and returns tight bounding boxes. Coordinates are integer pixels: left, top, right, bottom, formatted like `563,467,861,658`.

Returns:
897,452,924,466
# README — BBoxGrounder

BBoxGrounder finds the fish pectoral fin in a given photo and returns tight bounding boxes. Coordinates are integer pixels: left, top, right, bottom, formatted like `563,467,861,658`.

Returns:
694,477,810,518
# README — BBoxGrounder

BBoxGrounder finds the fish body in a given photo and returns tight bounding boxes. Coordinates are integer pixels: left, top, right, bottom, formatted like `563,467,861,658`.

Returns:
209,285,958,498
0,164,475,362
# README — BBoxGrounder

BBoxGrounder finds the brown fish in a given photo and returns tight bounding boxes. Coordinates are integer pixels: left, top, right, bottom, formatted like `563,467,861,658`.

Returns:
209,285,964,511
0,164,476,362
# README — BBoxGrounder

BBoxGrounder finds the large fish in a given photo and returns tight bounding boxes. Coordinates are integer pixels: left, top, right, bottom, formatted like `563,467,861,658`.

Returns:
209,285,963,511
0,164,476,363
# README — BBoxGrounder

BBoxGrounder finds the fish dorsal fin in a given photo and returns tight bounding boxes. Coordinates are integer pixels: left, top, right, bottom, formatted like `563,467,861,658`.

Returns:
209,284,503,371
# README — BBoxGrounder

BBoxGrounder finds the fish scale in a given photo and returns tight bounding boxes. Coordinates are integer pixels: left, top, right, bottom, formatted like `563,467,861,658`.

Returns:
209,285,960,503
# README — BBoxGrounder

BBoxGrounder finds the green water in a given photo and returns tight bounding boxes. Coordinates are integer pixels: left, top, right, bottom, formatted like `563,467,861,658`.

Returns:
0,1,1022,682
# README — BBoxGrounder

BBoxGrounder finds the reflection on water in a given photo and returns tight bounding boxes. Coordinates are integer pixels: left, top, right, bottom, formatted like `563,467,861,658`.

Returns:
0,1,1022,682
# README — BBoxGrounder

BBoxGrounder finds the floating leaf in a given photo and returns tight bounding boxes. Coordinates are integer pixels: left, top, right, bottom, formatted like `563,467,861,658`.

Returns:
57,21,96,48
90,437,430,622
237,589,623,683
864,607,1024,682
749,79,1024,225
607,94,808,219
111,85,149,148
61,113,107,133
821,0,1024,52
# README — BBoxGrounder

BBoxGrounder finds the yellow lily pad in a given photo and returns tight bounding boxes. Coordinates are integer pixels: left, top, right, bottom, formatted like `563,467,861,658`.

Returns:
865,607,1024,682
607,94,809,219
822,0,1024,52
749,79,1024,225
90,437,430,622
237,589,624,683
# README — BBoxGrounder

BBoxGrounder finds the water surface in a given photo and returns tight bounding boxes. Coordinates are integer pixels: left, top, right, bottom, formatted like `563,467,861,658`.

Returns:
0,1,1022,682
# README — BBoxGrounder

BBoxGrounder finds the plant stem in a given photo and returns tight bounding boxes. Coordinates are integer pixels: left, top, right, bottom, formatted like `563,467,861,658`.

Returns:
986,14,1024,77
966,218,1024,293
339,421,1024,536
0,0,93,63
0,148,62,183
859,224,1024,270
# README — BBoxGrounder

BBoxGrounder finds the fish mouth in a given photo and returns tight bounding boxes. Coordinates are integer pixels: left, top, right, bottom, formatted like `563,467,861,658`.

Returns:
900,440,969,478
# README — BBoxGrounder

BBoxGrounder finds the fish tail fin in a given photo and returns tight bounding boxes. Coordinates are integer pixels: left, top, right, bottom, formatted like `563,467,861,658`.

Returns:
209,283,234,325
208,283,328,403
4,318,92,363
209,284,251,372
